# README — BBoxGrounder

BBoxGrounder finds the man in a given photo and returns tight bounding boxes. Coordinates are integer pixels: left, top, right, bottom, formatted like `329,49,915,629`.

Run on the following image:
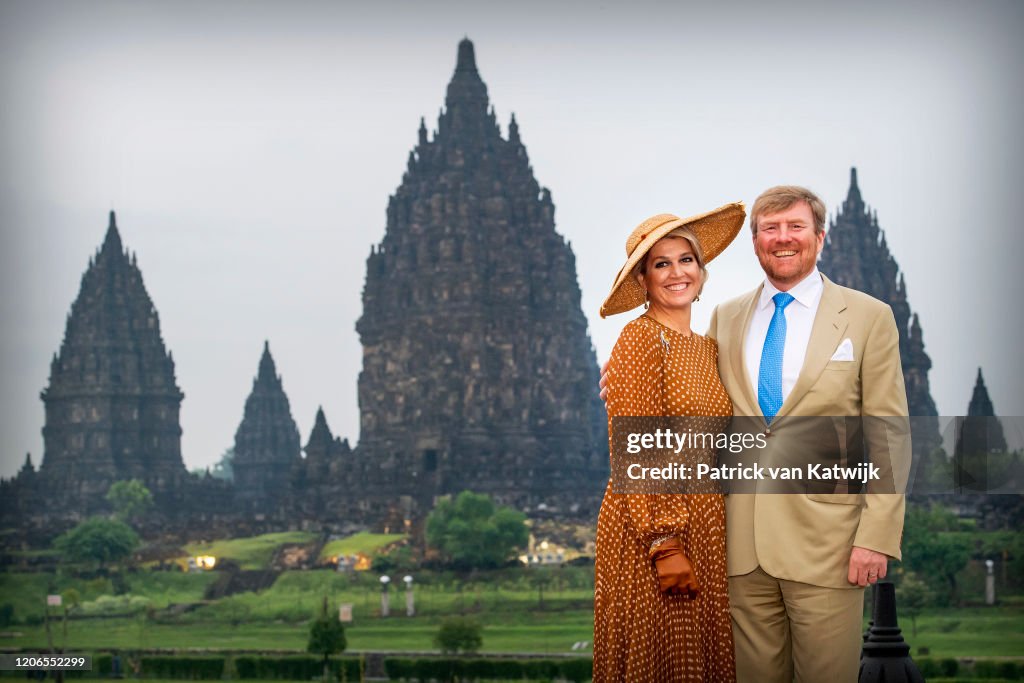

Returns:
707,185,909,682
601,185,910,682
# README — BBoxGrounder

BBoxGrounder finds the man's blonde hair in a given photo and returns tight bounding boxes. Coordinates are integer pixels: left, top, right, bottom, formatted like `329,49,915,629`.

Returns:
750,185,826,235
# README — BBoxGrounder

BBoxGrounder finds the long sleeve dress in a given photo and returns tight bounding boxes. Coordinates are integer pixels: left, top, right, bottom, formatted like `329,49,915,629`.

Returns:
593,315,736,682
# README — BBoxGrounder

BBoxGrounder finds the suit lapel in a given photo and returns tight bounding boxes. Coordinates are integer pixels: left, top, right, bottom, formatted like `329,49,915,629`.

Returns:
728,286,763,418
775,275,848,419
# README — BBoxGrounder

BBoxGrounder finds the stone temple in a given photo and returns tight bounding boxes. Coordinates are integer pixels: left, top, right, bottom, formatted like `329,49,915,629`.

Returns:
30,212,189,517
818,168,942,455
351,38,608,522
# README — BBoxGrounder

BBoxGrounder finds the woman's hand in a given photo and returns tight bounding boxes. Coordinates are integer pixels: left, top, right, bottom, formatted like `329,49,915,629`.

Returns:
651,537,700,598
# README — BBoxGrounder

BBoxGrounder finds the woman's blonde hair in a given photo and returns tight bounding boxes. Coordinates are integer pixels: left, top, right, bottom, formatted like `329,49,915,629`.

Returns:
633,227,709,296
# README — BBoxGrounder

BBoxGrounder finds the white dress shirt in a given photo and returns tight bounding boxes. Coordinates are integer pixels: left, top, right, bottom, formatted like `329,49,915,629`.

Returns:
744,268,824,408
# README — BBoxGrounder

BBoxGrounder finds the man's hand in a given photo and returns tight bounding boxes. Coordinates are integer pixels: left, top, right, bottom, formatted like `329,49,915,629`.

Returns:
599,360,610,402
652,538,700,598
848,546,888,587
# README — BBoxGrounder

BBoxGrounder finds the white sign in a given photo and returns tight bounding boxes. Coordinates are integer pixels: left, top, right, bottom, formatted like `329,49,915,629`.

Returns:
47,595,62,606
338,604,353,623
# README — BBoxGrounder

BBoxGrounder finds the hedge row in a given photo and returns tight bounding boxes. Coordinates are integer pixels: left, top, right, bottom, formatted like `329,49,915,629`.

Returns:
138,656,225,679
234,655,362,680
916,657,1024,680
0,654,360,681
383,656,591,682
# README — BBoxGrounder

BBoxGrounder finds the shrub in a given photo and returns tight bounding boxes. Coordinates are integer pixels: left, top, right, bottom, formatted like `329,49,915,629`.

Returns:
434,616,483,654
560,657,593,682
940,658,959,676
915,657,939,678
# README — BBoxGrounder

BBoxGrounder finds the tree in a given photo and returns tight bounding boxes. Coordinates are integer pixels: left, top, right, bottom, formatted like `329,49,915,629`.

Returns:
307,596,346,681
902,504,971,605
434,616,483,654
53,517,139,569
210,447,235,481
425,491,528,569
105,480,153,523
896,572,932,637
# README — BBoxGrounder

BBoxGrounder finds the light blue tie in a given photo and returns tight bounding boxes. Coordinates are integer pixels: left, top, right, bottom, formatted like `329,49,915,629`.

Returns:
758,292,795,422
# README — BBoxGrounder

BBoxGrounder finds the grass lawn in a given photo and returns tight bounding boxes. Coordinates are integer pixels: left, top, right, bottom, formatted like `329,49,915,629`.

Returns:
899,606,1024,658
0,611,593,654
181,532,317,570
2,606,1021,658
319,533,404,561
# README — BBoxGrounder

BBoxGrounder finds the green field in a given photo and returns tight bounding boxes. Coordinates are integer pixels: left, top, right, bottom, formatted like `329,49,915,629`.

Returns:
182,532,318,570
1,567,1022,658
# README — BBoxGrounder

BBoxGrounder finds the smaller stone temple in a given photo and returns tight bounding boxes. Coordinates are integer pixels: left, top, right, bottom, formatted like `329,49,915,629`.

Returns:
230,342,301,512
956,367,1007,456
36,211,190,514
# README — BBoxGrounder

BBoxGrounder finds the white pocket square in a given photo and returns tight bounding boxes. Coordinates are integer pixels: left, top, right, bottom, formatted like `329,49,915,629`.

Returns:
830,338,854,361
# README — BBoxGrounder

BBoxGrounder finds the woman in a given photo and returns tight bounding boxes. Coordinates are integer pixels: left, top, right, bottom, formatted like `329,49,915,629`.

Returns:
593,205,746,683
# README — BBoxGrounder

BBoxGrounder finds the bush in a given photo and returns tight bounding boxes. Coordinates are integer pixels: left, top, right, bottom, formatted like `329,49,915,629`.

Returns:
53,517,139,569
940,658,960,677
560,657,593,682
916,657,940,678
0,604,13,628
425,491,528,569
78,594,152,616
434,616,483,654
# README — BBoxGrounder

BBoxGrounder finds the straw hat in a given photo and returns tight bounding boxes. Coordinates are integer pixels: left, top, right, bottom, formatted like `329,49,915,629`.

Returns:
600,202,746,317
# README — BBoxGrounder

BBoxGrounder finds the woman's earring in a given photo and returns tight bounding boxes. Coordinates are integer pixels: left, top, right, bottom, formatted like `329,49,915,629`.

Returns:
694,294,700,302
643,290,649,310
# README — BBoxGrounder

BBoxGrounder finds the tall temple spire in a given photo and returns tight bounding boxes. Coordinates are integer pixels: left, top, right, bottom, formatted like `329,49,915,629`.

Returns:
443,38,490,138
819,168,940,451
100,210,123,256
845,166,863,209
257,340,278,385
456,37,477,73
354,38,607,519
967,368,997,417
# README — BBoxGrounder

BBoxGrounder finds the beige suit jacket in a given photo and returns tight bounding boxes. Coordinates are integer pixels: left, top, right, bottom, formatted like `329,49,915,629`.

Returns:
707,275,910,589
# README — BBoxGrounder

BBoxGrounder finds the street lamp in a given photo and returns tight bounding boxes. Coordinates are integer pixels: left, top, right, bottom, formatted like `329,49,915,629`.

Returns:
403,575,415,617
379,575,391,617
985,559,995,605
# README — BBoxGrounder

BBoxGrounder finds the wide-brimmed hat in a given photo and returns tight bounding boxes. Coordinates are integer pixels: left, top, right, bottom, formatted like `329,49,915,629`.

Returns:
600,202,746,317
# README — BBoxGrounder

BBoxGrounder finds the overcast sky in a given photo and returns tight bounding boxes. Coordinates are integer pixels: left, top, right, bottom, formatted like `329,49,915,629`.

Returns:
2,0,1022,478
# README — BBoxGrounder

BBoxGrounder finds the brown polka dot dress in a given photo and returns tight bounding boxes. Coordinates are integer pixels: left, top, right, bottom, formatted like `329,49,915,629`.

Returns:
594,315,735,682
